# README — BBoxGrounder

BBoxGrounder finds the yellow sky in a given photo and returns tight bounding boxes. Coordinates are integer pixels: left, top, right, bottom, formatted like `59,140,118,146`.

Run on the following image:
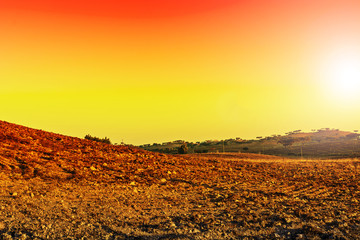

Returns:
2,1,360,144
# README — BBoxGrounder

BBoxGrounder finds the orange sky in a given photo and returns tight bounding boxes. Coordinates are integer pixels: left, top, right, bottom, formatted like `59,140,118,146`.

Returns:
2,0,360,144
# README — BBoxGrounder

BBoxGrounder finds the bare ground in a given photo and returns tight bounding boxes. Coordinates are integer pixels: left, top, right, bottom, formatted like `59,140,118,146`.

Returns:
1,155,360,239
0,121,360,239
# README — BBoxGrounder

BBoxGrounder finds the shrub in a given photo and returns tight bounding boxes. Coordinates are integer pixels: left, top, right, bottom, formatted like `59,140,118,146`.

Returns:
84,134,112,144
178,144,188,154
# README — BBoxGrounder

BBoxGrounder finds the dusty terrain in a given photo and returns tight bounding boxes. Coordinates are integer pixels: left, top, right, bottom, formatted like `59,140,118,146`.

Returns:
0,121,360,239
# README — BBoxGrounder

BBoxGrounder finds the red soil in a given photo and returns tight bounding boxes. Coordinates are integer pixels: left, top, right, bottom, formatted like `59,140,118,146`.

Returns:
0,120,359,239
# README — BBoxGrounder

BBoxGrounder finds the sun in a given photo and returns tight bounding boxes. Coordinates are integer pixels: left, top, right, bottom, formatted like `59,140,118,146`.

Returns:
320,48,360,102
330,55,360,95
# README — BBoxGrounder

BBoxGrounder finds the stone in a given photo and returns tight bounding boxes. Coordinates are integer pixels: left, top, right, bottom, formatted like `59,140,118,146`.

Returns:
19,234,28,240
1,233,12,240
0,222,5,230
296,234,305,239
192,228,201,233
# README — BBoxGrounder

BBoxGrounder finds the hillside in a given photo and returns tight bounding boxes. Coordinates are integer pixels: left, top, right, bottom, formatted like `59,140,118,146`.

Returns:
140,128,360,158
0,120,178,184
0,121,359,239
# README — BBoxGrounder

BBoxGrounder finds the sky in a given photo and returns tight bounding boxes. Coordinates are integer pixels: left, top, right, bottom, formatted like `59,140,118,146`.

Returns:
2,0,360,145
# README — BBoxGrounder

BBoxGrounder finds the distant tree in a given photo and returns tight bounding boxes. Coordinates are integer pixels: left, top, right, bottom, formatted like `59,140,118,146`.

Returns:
346,133,360,140
277,138,296,148
178,144,188,154
243,147,249,151
299,136,311,143
200,142,211,146
298,136,311,158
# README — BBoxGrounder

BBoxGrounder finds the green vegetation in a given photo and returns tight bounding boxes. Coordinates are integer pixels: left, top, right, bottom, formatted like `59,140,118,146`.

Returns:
84,134,112,144
139,128,360,158
178,143,188,154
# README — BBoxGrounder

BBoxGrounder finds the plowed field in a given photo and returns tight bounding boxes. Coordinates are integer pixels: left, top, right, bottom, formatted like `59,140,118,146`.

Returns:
0,121,359,239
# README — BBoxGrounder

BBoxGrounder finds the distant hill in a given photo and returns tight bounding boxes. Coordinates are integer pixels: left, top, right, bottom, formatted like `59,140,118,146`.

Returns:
139,128,360,158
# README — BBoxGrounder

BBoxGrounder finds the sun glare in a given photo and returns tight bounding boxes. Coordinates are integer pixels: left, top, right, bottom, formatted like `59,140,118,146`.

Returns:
321,48,360,102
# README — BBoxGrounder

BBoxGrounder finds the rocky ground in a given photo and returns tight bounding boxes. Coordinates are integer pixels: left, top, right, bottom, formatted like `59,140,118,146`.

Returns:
0,121,360,239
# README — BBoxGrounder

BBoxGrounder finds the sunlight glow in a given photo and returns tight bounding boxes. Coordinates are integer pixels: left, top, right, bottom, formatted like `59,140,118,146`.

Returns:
321,48,360,102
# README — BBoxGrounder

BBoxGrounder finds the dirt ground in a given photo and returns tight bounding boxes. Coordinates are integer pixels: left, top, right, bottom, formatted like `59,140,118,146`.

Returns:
1,155,360,239
0,121,360,239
